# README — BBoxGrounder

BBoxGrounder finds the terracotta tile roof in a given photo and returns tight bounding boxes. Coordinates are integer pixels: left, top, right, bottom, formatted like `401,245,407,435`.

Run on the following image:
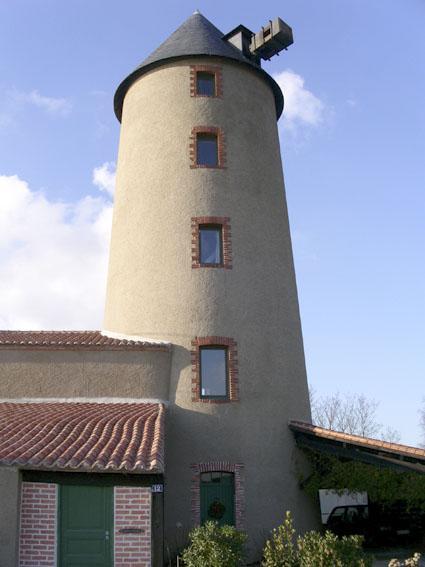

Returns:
0,331,169,351
0,402,165,473
289,420,425,462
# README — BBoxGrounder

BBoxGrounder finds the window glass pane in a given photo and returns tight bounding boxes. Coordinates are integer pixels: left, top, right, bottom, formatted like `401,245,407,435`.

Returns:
200,226,222,264
197,134,218,166
330,507,345,519
197,72,215,96
200,347,227,397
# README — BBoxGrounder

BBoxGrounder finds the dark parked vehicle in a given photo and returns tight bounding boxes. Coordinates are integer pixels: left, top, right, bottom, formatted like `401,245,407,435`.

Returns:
326,503,425,546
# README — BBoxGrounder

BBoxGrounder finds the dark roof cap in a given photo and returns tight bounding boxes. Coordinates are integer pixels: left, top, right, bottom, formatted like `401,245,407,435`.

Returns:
114,12,283,121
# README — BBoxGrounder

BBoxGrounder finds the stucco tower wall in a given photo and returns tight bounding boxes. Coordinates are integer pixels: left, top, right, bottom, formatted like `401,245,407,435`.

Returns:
104,57,314,557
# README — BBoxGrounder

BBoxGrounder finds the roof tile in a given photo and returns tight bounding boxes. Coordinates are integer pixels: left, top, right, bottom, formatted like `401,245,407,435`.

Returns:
0,331,169,352
0,402,165,473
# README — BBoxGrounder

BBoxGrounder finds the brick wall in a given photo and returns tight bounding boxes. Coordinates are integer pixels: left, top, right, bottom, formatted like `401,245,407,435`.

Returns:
190,462,245,530
19,482,57,567
114,486,151,567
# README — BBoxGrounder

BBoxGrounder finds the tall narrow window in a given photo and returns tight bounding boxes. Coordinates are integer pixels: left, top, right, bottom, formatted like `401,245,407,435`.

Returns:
199,225,222,266
191,217,232,270
191,337,238,402
196,71,216,96
200,346,228,399
190,127,225,169
196,133,218,167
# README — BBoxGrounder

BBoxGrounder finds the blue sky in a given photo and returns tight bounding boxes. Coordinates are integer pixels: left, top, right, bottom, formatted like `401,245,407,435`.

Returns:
0,0,424,445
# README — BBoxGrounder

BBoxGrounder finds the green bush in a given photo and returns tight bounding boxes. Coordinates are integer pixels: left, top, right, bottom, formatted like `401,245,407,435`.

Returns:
388,554,421,567
181,521,247,567
262,511,372,567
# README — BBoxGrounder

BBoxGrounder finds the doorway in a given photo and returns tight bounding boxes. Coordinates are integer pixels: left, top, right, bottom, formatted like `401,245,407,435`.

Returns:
200,472,235,526
59,485,113,566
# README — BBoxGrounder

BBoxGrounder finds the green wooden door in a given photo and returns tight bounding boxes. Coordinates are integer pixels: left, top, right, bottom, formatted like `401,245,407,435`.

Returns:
59,485,113,567
201,472,235,526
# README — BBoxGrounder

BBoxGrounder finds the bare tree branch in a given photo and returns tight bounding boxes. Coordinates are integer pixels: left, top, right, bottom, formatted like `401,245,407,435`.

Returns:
309,386,400,442
380,426,401,444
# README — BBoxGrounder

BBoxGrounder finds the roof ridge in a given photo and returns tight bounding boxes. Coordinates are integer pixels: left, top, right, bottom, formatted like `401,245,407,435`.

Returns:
0,398,168,405
0,330,171,352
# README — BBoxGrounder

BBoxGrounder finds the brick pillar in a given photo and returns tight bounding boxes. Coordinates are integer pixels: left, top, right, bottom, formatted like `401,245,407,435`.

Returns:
114,486,152,567
19,482,57,566
0,467,21,567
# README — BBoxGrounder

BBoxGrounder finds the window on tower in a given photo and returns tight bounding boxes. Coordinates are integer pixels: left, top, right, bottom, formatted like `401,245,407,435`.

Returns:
190,65,222,99
191,217,232,269
191,336,238,402
199,225,223,266
196,133,218,167
200,346,228,399
196,71,216,96
190,127,225,169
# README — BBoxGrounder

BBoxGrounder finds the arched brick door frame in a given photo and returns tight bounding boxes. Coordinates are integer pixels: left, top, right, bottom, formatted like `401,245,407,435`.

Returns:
190,461,245,530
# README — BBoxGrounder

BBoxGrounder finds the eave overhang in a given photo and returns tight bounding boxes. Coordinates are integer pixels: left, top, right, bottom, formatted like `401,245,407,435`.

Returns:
289,420,425,475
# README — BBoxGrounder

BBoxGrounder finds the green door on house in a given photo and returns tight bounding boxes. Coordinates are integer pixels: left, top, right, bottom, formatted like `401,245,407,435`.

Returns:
59,485,113,567
201,472,235,526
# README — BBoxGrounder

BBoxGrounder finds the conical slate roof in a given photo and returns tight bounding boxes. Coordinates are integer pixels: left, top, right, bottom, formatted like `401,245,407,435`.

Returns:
114,12,284,121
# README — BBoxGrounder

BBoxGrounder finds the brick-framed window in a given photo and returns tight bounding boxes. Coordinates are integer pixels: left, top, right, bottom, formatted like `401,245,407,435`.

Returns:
191,336,238,403
189,126,226,169
191,216,232,269
190,462,245,530
190,65,223,98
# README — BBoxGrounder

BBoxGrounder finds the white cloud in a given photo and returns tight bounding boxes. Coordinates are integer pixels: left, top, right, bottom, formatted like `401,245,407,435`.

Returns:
92,162,116,196
17,89,72,116
0,169,113,329
273,69,325,132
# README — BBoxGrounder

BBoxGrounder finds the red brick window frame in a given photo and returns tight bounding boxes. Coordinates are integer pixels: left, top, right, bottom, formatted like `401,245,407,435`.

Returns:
189,126,226,169
190,65,223,98
190,462,245,530
191,336,238,403
191,216,232,269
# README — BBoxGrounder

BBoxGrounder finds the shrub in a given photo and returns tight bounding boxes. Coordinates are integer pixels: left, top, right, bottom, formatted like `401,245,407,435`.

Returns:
181,521,247,567
262,511,372,567
388,553,421,567
262,511,297,567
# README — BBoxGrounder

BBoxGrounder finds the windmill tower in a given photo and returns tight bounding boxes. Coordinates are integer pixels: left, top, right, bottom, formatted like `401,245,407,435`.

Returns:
104,11,315,559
